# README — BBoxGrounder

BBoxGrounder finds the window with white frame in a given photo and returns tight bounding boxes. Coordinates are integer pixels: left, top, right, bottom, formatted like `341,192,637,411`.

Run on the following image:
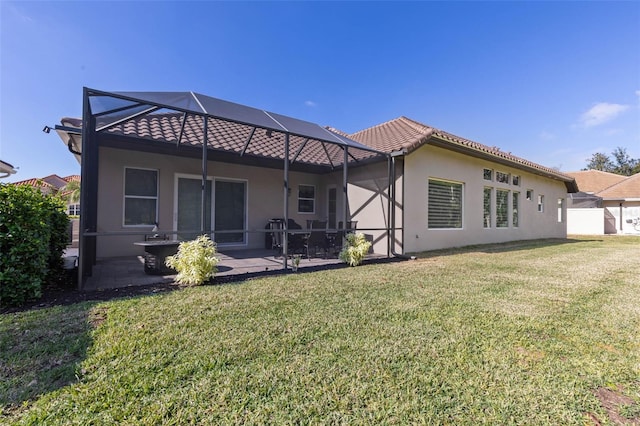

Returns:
537,194,545,212
496,189,509,228
496,171,510,184
67,203,80,216
124,168,158,226
298,184,315,213
483,187,492,228
512,192,520,227
526,189,533,201
428,179,463,229
512,175,520,186
483,169,493,181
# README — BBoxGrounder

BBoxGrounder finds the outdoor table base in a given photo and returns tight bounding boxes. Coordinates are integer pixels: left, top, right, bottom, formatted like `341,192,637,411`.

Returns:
133,240,181,275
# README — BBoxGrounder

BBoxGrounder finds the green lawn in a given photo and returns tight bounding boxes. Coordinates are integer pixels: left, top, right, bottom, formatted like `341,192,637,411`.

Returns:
2,236,639,425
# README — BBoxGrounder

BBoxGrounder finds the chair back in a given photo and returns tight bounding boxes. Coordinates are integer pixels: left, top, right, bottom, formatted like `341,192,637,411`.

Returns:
269,219,284,249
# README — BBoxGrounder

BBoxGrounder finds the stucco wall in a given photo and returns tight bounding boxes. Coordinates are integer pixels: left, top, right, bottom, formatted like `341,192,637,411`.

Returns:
344,161,403,255
567,208,605,235
603,201,640,234
402,145,569,253
95,147,334,258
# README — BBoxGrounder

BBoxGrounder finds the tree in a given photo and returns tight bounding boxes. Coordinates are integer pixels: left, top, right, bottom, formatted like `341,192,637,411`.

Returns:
63,180,80,204
583,147,639,176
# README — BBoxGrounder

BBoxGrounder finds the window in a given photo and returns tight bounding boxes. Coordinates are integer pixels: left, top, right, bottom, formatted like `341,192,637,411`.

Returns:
428,179,463,229
496,171,510,184
298,184,315,213
124,168,158,226
526,190,533,201
483,169,493,181
512,175,520,186
496,189,509,228
67,203,80,216
557,198,564,222
483,187,492,228
512,192,519,227
537,194,544,212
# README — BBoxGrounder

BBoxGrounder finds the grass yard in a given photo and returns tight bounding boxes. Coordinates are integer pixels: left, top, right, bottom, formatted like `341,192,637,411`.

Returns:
1,236,639,425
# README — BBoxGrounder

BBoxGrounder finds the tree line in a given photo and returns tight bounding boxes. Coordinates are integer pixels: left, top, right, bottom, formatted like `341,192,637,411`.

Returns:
583,147,640,176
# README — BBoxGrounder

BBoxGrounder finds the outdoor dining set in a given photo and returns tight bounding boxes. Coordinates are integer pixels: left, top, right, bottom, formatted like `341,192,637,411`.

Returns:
266,218,357,260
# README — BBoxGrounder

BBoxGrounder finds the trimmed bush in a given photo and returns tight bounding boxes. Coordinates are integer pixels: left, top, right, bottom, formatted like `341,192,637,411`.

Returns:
339,232,372,267
0,184,69,307
165,235,219,285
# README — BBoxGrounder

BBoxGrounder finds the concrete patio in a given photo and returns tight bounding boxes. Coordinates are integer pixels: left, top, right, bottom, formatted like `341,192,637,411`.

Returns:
70,248,385,291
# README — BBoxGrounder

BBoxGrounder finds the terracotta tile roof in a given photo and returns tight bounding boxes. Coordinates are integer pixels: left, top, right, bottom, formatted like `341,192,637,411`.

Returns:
13,175,79,192
596,173,640,200
59,112,576,189
101,112,377,168
565,170,628,194
342,116,576,187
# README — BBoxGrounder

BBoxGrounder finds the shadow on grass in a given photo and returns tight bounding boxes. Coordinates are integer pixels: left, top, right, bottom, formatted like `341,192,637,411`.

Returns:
410,238,603,259
0,301,98,414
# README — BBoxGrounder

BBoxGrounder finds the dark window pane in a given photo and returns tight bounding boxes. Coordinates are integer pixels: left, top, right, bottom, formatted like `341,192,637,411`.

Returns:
124,198,156,225
298,199,315,213
125,169,157,197
215,180,245,244
298,185,315,199
483,187,492,228
496,189,509,227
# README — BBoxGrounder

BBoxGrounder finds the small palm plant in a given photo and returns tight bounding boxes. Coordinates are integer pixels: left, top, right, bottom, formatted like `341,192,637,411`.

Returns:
339,232,371,267
165,235,219,285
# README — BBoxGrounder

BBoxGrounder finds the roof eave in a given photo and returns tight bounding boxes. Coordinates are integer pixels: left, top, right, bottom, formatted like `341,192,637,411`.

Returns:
425,134,579,193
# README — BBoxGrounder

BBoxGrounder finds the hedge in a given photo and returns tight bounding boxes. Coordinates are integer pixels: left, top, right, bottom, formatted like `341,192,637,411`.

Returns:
0,184,70,307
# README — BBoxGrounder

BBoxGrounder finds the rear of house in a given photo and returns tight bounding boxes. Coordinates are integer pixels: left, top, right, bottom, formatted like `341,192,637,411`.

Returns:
55,89,577,286
342,117,577,253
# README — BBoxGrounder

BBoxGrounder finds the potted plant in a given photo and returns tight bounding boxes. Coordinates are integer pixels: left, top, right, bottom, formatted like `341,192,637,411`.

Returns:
291,254,302,272
339,232,371,267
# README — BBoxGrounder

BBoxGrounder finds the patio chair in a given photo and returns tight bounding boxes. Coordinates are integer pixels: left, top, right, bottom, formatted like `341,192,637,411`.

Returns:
306,220,328,259
268,219,285,254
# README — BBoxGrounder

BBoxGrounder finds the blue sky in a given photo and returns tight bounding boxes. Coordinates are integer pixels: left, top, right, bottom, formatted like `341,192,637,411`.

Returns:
1,1,639,182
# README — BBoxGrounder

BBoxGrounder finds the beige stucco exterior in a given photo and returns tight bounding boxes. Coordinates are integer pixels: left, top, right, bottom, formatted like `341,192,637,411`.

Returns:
94,142,571,259
401,145,568,253
95,147,396,258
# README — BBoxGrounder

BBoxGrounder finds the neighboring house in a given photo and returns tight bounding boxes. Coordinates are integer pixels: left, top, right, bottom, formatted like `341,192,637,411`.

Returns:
13,174,81,216
566,170,640,235
55,89,577,283
0,160,17,178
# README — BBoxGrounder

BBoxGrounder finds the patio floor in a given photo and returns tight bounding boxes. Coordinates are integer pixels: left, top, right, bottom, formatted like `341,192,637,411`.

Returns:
76,249,387,291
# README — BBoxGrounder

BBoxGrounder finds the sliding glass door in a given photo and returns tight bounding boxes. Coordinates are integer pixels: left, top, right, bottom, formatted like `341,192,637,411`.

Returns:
175,176,247,245
176,177,212,241
214,179,246,244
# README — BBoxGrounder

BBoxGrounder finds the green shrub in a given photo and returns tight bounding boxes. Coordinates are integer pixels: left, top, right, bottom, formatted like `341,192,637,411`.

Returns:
339,232,372,267
165,235,219,285
0,184,69,307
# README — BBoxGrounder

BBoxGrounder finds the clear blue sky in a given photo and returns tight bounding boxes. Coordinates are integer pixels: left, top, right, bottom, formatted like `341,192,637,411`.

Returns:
1,1,639,182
